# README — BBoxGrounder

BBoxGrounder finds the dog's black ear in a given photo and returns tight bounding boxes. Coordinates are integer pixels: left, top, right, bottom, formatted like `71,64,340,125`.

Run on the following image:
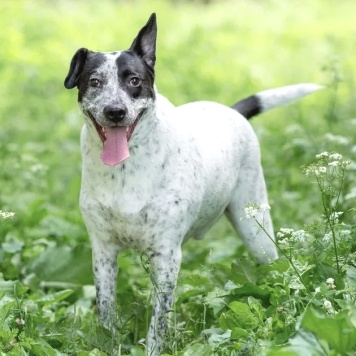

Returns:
129,13,157,70
64,48,89,89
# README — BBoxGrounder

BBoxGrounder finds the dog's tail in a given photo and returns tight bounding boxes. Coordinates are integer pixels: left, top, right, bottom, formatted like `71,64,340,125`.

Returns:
232,83,322,119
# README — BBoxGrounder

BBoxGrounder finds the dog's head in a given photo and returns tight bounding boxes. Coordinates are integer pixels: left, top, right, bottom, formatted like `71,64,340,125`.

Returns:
64,14,157,166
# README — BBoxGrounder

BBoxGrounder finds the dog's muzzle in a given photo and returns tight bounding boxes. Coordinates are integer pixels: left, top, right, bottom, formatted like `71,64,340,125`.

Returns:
87,111,144,166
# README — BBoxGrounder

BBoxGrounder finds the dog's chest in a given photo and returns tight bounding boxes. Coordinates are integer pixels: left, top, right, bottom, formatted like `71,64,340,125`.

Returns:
79,136,196,249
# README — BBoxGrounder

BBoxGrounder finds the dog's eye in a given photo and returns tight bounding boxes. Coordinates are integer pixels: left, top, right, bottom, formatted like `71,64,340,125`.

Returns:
90,78,101,87
129,77,141,87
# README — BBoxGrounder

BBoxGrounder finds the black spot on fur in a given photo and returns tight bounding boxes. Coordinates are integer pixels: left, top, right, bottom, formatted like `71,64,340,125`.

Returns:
116,51,155,100
76,52,107,102
231,95,261,119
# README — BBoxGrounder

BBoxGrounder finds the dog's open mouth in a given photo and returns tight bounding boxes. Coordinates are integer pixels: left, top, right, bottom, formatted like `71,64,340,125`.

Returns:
88,112,143,166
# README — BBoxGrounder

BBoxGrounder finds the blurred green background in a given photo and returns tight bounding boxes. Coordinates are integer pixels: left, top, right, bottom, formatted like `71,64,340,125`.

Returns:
1,0,355,224
1,0,356,295
1,0,356,353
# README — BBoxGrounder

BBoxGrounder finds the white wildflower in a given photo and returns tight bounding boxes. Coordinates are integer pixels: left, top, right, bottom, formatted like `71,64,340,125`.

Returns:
341,160,352,168
315,287,321,293
314,166,327,176
291,229,307,243
304,164,326,177
329,211,343,224
324,133,349,145
328,161,340,167
329,153,342,160
243,203,271,219
16,317,25,326
316,151,329,159
326,277,336,289
243,206,259,219
322,232,332,242
277,228,294,239
323,300,333,310
340,230,351,237
318,166,327,174
0,211,15,220
277,238,288,245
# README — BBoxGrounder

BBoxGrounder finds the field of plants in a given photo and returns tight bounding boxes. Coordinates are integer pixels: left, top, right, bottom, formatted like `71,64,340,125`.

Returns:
1,0,356,355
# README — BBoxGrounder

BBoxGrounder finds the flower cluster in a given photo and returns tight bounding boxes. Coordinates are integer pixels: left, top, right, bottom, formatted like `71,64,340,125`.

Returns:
326,277,336,289
303,164,327,177
314,277,337,294
0,210,15,221
322,232,332,243
277,228,308,244
328,211,343,224
324,133,349,145
302,151,351,177
243,203,271,219
323,299,333,310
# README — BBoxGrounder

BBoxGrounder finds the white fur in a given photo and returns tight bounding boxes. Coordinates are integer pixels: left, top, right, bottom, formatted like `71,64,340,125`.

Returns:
69,43,319,355
78,79,321,354
65,15,322,355
80,88,299,354
257,83,323,111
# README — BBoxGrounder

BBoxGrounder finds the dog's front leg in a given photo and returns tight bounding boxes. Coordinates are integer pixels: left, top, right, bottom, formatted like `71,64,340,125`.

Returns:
146,247,182,356
91,238,120,330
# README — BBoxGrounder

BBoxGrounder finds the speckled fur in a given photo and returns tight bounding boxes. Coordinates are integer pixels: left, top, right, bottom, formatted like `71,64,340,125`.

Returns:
64,14,320,356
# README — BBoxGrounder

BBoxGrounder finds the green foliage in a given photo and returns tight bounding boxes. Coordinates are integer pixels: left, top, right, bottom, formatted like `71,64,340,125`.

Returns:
1,0,356,354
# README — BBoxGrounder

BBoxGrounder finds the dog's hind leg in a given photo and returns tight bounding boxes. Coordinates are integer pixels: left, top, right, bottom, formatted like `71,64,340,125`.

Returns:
146,246,182,355
226,163,278,264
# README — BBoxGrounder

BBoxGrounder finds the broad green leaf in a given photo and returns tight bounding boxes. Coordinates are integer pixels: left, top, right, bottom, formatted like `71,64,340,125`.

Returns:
248,296,265,321
231,327,249,340
267,329,327,356
13,281,29,297
0,298,16,320
204,288,229,316
219,301,258,330
30,342,60,356
346,266,356,289
27,245,92,285
182,343,213,356
5,345,28,356
1,239,24,253
130,346,146,356
231,258,257,284
0,273,16,293
35,289,74,306
301,307,356,353
208,329,231,346
232,283,270,303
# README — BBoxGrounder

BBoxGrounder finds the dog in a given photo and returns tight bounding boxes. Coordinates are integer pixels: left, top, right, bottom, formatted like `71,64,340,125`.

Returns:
64,13,321,355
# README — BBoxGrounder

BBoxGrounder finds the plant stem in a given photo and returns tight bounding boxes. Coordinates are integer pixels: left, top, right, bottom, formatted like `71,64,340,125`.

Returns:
254,220,312,295
315,176,341,274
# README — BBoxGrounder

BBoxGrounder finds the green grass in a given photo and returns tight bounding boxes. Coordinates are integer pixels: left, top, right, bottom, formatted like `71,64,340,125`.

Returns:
1,0,356,354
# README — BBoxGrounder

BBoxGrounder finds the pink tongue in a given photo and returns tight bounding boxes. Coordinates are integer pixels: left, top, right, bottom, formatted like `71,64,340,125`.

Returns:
100,127,130,166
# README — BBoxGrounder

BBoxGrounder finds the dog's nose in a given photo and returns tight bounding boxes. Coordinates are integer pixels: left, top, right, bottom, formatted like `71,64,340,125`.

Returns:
104,106,127,123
